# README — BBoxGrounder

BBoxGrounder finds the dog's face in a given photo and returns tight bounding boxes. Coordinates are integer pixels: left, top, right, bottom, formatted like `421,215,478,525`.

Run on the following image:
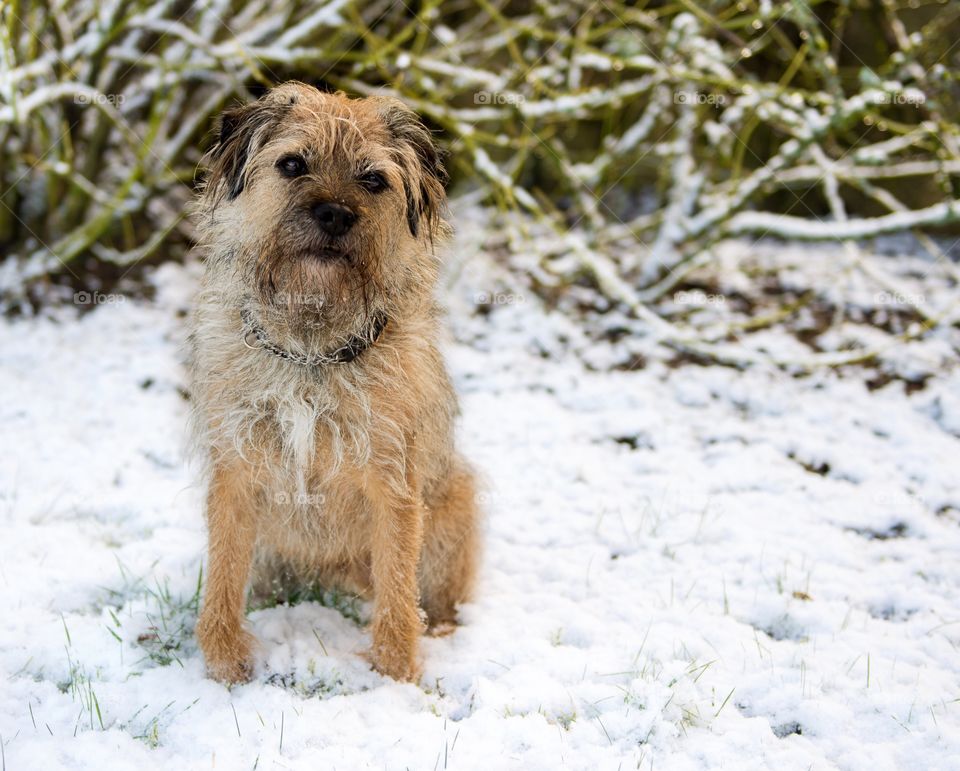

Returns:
200,83,447,337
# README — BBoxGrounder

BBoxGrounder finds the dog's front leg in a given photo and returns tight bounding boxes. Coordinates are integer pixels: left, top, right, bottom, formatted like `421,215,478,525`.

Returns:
196,462,259,684
366,476,426,682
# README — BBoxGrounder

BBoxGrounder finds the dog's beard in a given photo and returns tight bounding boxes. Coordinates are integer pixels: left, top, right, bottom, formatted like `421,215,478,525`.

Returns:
250,241,385,347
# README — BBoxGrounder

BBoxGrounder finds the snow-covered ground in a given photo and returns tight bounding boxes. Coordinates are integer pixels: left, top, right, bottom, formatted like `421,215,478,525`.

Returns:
2,227,960,770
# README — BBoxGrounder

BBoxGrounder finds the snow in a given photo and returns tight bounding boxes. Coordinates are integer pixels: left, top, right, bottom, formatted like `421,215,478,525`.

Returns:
274,0,351,47
519,78,654,119
727,201,960,240
472,149,538,211
2,226,960,769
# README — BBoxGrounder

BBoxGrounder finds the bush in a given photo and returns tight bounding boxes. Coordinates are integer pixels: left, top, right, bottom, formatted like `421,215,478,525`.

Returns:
1,0,958,309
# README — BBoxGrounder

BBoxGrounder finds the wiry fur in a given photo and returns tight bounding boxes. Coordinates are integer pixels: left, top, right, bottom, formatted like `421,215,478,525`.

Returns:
189,83,479,684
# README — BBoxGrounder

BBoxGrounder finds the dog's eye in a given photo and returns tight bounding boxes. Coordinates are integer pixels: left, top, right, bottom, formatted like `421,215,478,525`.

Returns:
357,171,388,193
277,155,307,178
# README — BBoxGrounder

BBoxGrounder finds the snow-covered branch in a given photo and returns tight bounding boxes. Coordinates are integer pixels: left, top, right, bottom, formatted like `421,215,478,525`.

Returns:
725,201,960,240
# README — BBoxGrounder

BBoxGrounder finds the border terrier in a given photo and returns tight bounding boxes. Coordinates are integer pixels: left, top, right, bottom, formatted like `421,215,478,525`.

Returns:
189,82,480,683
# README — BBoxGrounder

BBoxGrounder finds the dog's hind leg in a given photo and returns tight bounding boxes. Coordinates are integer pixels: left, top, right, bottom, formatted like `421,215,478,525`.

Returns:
418,459,481,634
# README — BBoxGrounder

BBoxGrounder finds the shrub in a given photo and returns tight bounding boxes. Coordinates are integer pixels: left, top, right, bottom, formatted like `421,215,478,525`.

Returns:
1,0,957,314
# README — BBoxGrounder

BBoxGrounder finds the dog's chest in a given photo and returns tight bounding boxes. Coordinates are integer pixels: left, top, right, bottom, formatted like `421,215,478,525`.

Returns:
253,389,386,526
255,434,375,558
247,372,376,465
264,474,369,537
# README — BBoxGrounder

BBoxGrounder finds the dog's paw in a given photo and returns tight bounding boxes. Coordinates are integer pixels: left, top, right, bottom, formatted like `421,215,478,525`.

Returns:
206,651,256,685
425,619,457,638
366,646,422,683
197,620,257,685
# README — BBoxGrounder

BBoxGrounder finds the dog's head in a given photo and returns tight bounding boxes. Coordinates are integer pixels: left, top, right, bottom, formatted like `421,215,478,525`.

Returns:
199,82,448,338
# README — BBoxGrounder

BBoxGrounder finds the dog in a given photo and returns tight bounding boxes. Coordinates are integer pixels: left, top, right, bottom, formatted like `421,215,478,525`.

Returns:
188,82,480,684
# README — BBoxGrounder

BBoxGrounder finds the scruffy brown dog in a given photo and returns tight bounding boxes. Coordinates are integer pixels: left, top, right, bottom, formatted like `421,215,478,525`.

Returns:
189,82,480,684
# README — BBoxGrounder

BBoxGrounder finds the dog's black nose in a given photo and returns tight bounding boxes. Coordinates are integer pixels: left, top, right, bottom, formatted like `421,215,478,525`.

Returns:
311,202,357,237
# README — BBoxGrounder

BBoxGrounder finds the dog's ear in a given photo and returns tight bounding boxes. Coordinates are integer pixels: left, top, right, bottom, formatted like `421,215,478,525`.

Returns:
205,99,282,202
371,96,448,238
